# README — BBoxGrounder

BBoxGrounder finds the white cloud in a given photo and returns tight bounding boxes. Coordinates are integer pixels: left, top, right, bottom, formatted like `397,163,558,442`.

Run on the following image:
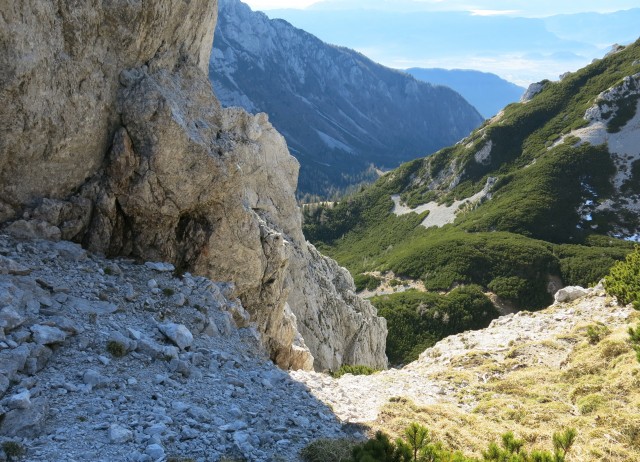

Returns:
243,0,319,10
469,9,519,16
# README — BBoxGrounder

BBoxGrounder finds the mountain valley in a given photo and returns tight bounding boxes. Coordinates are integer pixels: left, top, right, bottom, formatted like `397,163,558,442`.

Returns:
210,0,483,198
305,39,640,364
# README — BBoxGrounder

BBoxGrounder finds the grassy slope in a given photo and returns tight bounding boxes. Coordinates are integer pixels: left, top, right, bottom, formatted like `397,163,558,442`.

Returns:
373,309,640,462
305,40,640,363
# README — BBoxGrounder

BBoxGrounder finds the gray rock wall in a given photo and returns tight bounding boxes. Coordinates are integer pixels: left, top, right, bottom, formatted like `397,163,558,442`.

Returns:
0,0,216,212
0,0,387,371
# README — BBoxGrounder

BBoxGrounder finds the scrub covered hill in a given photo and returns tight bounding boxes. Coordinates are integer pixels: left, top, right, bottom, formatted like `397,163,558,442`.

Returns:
304,39,640,363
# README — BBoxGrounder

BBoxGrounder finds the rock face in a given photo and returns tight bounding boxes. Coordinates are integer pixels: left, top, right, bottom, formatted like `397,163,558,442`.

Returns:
0,0,387,371
0,0,216,213
211,0,483,197
288,245,387,371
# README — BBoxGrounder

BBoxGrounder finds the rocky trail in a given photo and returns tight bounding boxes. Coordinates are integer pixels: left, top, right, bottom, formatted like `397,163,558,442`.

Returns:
0,234,358,462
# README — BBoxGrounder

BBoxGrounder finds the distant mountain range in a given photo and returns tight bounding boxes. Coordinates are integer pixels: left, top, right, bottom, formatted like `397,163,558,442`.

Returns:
266,4,640,85
405,68,525,118
209,0,483,199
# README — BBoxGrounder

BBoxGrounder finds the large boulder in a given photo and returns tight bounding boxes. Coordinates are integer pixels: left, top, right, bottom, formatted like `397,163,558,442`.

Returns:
0,0,387,371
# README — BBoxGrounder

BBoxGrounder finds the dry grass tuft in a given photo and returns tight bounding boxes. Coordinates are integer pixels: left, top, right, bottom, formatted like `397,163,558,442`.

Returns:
371,319,640,461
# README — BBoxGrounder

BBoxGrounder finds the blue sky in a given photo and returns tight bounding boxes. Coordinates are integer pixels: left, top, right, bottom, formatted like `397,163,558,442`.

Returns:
244,0,640,16
240,0,639,85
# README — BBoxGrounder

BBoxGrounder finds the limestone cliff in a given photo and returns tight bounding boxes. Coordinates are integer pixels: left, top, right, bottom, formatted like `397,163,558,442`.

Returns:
0,1,387,370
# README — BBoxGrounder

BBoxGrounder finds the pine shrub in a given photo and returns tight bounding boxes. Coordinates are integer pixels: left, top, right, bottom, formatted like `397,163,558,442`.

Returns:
604,246,640,306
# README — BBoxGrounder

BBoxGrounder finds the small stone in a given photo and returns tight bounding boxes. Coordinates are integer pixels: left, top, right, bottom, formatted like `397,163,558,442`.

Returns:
124,283,137,301
25,344,53,375
71,297,118,315
158,323,193,350
127,328,142,340
0,307,25,331
203,318,220,337
145,444,165,460
147,279,158,289
30,325,67,345
145,262,175,272
53,240,87,261
0,256,31,275
83,369,109,388
554,286,589,304
6,390,31,410
109,424,133,443
144,423,166,436
0,397,48,437
219,420,247,432
172,293,186,306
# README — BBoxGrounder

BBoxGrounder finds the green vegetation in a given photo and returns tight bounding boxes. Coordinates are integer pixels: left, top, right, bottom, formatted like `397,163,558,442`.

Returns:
300,438,357,462
585,323,610,345
607,93,640,133
372,287,497,365
302,424,576,462
162,287,175,297
577,394,605,415
1,441,25,461
304,40,640,363
354,273,382,291
604,246,640,306
106,340,127,358
629,323,640,363
331,364,379,378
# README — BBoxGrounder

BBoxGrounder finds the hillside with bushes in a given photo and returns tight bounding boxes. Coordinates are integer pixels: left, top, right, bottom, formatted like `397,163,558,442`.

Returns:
305,39,640,364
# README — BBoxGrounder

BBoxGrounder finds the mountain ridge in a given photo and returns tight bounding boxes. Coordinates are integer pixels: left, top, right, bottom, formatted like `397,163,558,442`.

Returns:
405,68,525,118
210,0,483,198
304,39,640,363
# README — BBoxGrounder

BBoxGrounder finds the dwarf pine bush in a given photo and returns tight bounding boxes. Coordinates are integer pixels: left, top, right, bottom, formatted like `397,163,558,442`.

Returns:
604,246,640,307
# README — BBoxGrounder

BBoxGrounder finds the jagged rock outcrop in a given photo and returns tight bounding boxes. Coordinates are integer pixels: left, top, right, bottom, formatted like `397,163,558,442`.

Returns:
0,0,387,371
288,245,387,371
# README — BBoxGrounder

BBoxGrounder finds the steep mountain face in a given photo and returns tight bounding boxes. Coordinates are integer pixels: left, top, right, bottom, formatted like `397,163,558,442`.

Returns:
0,0,387,371
305,40,640,361
405,68,525,118
210,0,483,198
